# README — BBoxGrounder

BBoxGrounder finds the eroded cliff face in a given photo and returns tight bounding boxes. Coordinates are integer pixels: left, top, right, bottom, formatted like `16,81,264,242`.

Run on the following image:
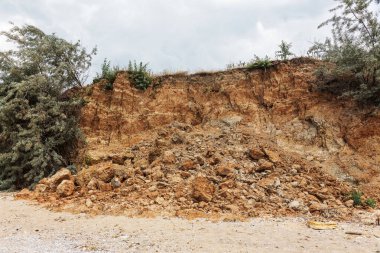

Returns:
82,58,380,190
19,58,380,220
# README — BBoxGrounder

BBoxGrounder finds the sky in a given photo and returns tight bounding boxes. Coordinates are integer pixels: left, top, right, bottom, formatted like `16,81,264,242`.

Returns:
0,0,336,79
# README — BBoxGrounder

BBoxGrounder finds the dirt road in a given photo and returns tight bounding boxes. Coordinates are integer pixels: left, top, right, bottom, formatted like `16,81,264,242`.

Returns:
1,193,379,253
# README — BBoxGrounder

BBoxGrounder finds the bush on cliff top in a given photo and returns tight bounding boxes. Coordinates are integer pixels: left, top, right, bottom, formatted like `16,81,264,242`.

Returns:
0,24,95,190
309,0,380,105
128,60,152,90
93,58,120,90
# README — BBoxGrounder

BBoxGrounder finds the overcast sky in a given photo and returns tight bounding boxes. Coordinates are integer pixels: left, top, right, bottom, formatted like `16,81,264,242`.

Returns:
0,0,336,78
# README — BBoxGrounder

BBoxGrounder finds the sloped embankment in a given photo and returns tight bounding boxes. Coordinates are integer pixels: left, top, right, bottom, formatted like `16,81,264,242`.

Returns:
18,58,380,220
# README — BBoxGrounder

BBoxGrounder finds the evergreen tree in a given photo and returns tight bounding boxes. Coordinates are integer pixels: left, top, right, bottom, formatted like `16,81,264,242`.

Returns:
0,24,95,190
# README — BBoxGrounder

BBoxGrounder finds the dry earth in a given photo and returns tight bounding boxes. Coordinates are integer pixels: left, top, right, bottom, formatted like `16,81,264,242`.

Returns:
1,193,380,253
21,59,380,220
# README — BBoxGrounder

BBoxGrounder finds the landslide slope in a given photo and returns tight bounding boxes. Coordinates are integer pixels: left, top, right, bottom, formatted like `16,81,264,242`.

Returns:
20,58,380,220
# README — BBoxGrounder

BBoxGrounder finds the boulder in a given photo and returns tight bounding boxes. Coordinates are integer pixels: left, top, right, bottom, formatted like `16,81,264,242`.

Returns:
98,181,113,191
34,184,48,193
56,180,75,197
309,201,328,212
179,160,197,171
111,177,121,188
87,178,99,190
162,150,176,164
76,162,115,187
216,165,234,177
48,168,73,190
248,147,266,160
257,159,274,172
344,199,354,208
288,200,302,210
191,177,215,202
110,154,127,165
263,149,281,164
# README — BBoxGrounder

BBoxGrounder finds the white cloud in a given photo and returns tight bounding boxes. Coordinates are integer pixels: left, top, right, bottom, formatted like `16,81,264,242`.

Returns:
0,0,336,79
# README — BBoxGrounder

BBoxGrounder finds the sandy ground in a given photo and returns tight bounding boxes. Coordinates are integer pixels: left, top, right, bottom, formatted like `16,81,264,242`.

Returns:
1,193,380,253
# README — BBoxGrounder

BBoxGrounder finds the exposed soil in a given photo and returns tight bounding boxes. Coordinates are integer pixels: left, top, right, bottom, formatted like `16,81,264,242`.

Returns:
17,58,380,221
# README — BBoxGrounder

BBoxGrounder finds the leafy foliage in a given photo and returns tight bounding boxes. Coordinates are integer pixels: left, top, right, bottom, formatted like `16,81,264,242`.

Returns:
93,59,120,90
128,61,152,90
365,198,376,208
309,0,380,105
276,40,294,60
247,56,273,70
351,190,363,206
227,56,273,70
0,24,95,190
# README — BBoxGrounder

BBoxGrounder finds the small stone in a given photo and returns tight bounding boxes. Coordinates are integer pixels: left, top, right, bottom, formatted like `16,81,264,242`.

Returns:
171,133,184,144
148,185,157,192
155,138,167,148
111,154,126,165
111,177,121,188
345,199,354,208
274,178,281,188
309,201,328,212
291,164,301,170
179,160,197,171
162,150,176,164
216,165,234,177
195,156,205,166
56,180,75,197
288,200,301,210
290,181,299,187
248,147,266,160
34,184,48,193
290,169,298,175
257,159,274,172
134,159,149,170
85,199,93,208
98,181,112,191
155,197,165,205
120,188,129,196
180,171,192,179
124,152,135,159
263,149,281,163
221,115,242,127
87,178,98,190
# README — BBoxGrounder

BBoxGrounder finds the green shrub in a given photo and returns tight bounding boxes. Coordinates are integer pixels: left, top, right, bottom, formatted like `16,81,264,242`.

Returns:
247,56,273,70
128,60,152,90
103,82,113,91
365,198,376,208
351,190,363,206
93,59,120,90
